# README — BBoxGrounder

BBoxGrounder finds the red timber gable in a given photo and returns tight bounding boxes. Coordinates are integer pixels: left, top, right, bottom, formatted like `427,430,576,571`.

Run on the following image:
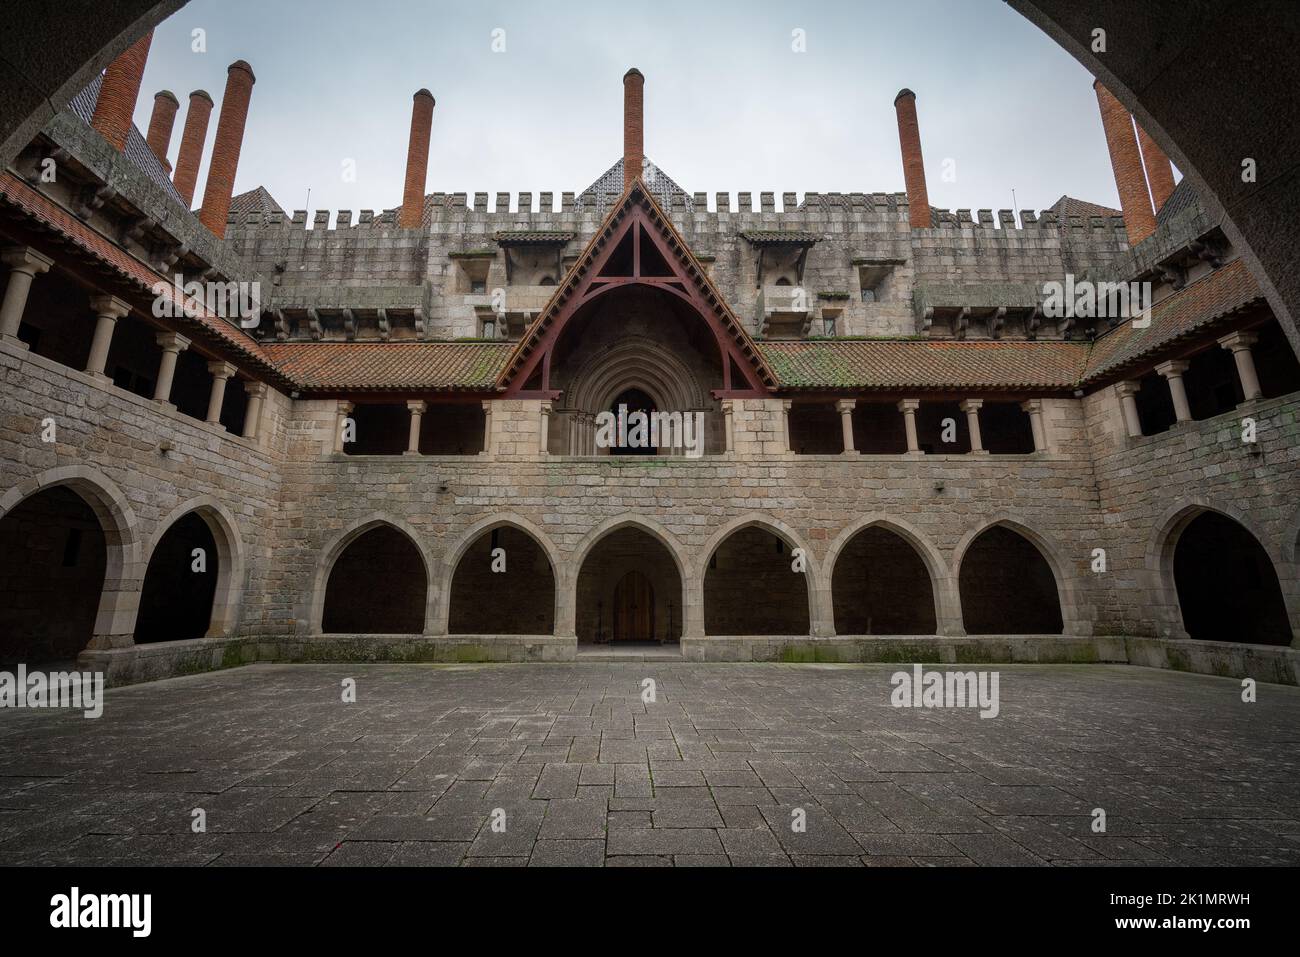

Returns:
496,179,777,398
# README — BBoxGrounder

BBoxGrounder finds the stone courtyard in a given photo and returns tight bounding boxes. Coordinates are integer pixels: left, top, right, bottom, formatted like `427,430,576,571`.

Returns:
1,662,1297,867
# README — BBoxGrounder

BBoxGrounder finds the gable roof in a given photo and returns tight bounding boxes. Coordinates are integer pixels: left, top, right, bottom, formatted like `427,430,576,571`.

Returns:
229,186,285,219
576,157,693,212
495,179,777,394
1050,195,1121,220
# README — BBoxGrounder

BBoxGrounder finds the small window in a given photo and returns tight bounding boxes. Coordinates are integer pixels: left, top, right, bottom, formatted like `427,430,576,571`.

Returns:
860,287,876,303
470,279,487,295
821,317,836,337
482,318,496,339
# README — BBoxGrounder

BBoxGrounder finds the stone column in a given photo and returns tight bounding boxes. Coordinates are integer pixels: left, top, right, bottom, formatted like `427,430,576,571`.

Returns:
836,398,856,454
405,400,426,455
1217,331,1263,401
539,400,552,455
335,400,355,453
0,247,54,344
205,361,237,425
898,398,921,454
1155,359,1192,422
1115,380,1143,437
959,398,986,454
1021,398,1048,452
86,295,130,377
722,399,735,454
242,381,267,439
781,399,792,453
152,331,190,403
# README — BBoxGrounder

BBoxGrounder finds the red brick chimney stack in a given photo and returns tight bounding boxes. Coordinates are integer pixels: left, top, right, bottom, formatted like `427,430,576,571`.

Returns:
893,89,931,229
1136,123,1176,213
623,68,644,192
198,61,257,238
91,31,154,152
1094,81,1156,246
145,90,179,172
172,90,214,207
399,89,436,230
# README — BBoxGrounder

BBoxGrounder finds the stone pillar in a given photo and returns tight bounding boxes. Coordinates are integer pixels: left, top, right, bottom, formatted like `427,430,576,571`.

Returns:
0,247,54,344
405,400,426,455
897,398,921,454
1021,399,1048,452
1115,380,1143,437
1155,359,1192,422
836,398,856,454
479,400,493,456
243,381,267,439
722,399,735,454
85,295,130,378
334,400,355,454
1218,331,1263,401
152,331,190,403
959,398,986,454
781,399,792,453
205,361,237,425
539,401,552,455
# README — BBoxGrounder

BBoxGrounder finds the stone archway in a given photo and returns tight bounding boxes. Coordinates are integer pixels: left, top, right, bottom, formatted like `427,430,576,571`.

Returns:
447,523,557,636
955,520,1068,635
700,517,821,637
569,517,690,643
313,516,432,635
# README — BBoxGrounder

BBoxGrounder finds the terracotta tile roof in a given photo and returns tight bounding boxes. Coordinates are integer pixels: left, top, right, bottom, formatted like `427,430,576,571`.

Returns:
494,230,574,245
0,172,282,380
761,339,1090,391
1050,195,1121,219
262,341,512,392
229,186,285,218
1081,258,1262,384
740,229,821,245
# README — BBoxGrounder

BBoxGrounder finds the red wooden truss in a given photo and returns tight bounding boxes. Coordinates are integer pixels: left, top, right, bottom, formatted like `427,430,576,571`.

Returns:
497,180,777,398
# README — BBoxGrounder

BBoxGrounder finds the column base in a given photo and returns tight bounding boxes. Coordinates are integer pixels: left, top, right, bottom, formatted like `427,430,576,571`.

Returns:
402,450,422,456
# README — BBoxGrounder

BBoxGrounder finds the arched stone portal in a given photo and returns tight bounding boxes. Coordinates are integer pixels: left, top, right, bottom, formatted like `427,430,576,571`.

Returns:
576,526,683,644
1172,511,1291,646
134,513,217,643
0,486,107,662
704,525,811,636
321,525,427,634
448,525,556,635
832,526,937,635
959,524,1064,635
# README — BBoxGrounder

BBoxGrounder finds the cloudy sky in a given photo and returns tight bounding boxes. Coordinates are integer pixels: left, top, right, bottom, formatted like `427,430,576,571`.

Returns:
130,0,1146,220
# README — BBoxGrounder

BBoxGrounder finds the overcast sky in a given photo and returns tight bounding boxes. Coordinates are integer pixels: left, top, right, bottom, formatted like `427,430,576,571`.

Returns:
129,0,1149,220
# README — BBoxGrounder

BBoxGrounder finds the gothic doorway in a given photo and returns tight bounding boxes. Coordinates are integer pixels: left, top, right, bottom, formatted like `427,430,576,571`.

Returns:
610,388,657,455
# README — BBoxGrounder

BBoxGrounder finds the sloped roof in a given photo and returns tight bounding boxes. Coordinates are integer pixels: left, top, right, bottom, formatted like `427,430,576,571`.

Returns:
1081,257,1262,384
761,340,1090,391
68,73,184,205
576,157,692,211
229,186,285,219
263,341,510,392
1050,195,1121,219
0,171,282,380
1155,177,1199,228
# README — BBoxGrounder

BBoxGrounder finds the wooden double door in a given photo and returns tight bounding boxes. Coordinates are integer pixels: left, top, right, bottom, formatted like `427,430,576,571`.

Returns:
613,570,655,642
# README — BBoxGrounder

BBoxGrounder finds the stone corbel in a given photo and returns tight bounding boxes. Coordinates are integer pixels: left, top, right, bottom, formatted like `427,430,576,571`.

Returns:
921,305,934,332
307,307,323,341
28,147,67,183
1026,305,1042,340
274,308,290,341
74,183,116,219
1189,239,1223,269
954,306,970,340
989,306,1007,340
413,304,427,339
121,214,155,246
156,241,189,273
377,307,391,341
1159,263,1187,291
342,307,357,341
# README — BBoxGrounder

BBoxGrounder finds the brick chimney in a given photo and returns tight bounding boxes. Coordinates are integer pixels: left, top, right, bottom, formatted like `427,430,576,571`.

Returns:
399,89,436,230
90,31,153,152
1094,81,1155,246
893,89,931,229
198,61,256,238
1136,123,1176,213
623,68,644,192
172,90,214,207
145,90,179,172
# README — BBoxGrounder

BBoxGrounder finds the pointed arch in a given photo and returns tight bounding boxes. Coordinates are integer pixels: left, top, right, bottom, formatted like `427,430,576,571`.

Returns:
0,466,140,648
567,516,691,640
439,514,561,635
824,515,955,635
953,515,1078,635
310,514,433,635
698,515,826,637
140,496,246,640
